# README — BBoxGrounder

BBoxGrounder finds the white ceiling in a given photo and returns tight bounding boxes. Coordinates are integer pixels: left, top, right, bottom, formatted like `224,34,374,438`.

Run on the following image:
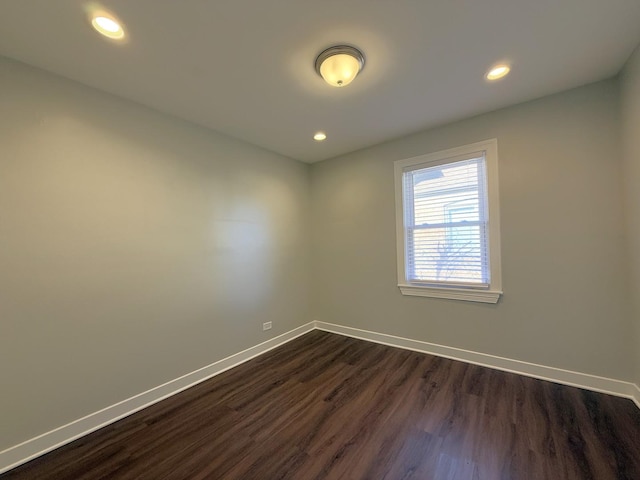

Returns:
1,0,639,163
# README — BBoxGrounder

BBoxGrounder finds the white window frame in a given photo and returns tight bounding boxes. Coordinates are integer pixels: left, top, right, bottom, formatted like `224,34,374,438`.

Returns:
394,139,503,303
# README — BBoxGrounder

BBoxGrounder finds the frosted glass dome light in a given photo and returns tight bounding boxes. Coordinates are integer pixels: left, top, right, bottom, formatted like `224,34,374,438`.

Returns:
315,45,365,87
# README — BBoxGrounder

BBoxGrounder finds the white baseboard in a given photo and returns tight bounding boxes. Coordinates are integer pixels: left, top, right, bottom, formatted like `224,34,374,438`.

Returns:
0,322,315,475
315,321,640,407
2,320,638,475
633,383,640,410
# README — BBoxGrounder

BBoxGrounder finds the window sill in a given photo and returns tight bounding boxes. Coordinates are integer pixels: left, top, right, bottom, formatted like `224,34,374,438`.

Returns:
398,284,502,304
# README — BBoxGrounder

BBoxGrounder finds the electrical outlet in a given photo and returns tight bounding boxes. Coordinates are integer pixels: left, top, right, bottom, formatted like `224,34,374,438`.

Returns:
263,322,272,331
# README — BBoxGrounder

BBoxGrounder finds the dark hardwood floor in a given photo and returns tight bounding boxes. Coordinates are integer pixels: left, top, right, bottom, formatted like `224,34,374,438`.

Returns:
3,331,640,479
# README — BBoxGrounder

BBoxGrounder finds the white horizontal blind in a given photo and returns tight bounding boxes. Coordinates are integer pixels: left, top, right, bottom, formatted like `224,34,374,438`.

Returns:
402,154,490,287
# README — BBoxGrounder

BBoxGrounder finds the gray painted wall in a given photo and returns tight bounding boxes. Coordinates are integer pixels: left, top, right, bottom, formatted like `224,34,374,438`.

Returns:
621,46,640,386
311,79,632,382
0,57,310,450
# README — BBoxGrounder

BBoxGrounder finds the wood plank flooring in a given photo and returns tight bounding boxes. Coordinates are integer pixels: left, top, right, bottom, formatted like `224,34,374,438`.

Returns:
3,331,640,479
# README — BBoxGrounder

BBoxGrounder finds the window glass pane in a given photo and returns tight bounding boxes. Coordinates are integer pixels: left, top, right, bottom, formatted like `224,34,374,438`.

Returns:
404,156,489,285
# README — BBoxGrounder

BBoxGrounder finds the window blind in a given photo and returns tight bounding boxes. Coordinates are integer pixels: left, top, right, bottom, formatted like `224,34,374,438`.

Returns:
402,154,490,288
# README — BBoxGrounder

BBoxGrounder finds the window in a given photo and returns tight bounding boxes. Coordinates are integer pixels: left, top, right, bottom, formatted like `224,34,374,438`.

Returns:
394,139,502,303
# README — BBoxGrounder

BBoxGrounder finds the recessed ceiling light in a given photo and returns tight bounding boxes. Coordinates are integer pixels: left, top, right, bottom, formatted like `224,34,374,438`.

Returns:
315,45,365,87
486,64,511,81
314,132,327,141
91,14,125,40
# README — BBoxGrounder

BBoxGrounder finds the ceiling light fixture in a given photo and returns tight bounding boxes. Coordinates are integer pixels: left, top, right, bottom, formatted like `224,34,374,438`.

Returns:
314,132,327,141
91,13,125,40
315,45,365,87
486,64,511,81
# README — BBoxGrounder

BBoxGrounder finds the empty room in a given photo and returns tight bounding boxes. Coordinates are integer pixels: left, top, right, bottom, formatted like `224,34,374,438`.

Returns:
1,1,640,479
